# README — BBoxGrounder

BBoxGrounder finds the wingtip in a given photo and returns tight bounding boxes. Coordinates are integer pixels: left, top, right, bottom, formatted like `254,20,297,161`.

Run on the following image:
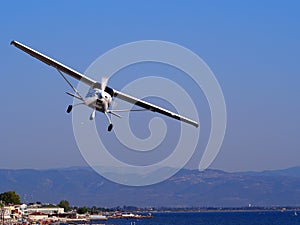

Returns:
191,121,199,128
10,40,16,46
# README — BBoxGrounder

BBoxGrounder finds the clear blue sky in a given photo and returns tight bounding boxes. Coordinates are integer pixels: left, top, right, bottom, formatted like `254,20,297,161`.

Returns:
0,1,299,172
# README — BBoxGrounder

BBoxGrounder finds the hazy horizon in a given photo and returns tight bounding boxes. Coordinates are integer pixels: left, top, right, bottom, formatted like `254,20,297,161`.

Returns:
1,164,300,174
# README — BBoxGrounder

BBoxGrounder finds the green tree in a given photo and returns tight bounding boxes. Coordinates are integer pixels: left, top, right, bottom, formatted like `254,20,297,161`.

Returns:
58,200,70,212
0,191,21,205
77,207,88,214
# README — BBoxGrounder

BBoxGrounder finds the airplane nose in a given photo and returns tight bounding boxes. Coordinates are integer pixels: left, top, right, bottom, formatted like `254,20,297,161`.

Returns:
96,98,103,104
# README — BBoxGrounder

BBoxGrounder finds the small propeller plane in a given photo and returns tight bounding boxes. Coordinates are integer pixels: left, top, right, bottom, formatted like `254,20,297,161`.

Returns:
11,40,199,131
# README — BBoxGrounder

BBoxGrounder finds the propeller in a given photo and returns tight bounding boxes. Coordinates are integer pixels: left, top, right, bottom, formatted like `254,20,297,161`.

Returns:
101,76,109,91
84,76,108,106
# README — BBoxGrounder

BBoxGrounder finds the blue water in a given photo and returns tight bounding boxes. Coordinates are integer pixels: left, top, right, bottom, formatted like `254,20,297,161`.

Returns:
100,211,300,225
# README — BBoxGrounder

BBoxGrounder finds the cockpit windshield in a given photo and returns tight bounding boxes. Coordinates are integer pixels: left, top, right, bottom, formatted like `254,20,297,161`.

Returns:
86,88,102,98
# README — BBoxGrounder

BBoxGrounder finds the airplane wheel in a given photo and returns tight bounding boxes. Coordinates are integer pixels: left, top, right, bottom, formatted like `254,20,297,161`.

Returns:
108,124,113,132
67,105,72,113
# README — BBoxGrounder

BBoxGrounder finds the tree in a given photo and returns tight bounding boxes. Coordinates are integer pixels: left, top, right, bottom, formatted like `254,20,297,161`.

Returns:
0,191,21,205
58,200,70,212
77,207,88,214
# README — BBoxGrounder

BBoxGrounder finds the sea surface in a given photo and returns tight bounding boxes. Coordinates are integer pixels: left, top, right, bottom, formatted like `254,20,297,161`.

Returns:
90,211,300,225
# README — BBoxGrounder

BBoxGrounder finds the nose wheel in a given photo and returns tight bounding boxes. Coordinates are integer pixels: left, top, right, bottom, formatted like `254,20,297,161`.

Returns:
90,109,96,120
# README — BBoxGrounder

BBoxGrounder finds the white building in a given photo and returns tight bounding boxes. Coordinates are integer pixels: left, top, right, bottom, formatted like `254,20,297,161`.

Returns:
0,207,12,219
26,206,64,214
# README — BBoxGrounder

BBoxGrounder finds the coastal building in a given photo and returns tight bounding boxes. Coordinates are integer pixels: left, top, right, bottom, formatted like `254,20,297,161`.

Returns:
0,207,12,220
26,206,64,214
28,212,48,221
0,204,64,222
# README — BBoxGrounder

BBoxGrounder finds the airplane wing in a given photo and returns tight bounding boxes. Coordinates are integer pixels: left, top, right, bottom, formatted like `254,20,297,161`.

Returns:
113,90,199,127
11,40,198,128
11,40,96,87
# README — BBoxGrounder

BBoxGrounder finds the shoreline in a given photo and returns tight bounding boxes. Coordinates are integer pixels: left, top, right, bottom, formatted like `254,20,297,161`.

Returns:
140,207,300,213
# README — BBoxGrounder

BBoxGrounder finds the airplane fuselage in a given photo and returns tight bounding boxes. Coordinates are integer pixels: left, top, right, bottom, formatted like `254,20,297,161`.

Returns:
85,88,112,113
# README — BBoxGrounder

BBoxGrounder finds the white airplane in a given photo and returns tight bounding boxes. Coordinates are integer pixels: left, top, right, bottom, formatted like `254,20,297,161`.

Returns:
11,40,199,131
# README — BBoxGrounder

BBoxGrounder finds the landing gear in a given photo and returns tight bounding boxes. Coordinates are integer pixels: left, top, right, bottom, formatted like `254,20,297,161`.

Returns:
104,112,113,132
90,109,96,120
66,103,84,114
108,124,113,132
84,109,114,132
66,105,72,113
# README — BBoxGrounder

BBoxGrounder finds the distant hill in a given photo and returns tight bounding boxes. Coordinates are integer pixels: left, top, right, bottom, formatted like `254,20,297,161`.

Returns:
0,167,300,207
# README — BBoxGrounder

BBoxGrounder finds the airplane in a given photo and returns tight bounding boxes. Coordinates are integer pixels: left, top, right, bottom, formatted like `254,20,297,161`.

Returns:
11,40,199,132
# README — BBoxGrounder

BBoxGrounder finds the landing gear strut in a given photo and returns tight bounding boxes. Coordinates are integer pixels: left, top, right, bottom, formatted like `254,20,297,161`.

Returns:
90,109,96,120
105,112,113,132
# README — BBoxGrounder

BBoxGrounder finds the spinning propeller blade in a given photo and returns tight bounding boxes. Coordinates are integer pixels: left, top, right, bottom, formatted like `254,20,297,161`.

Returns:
101,76,109,91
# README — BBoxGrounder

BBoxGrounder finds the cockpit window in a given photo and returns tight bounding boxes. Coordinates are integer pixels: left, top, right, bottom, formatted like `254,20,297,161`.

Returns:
86,88,102,98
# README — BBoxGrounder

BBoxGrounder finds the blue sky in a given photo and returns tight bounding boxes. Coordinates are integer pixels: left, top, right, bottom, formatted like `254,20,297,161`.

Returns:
0,1,299,172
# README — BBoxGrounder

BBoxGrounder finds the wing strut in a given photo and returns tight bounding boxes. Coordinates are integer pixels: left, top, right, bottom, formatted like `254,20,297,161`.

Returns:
57,69,83,100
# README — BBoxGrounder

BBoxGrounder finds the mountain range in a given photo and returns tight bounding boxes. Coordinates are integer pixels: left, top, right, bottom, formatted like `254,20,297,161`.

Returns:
0,167,300,207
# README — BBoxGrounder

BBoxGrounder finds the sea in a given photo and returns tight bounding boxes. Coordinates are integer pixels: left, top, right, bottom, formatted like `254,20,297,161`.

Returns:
89,211,300,225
